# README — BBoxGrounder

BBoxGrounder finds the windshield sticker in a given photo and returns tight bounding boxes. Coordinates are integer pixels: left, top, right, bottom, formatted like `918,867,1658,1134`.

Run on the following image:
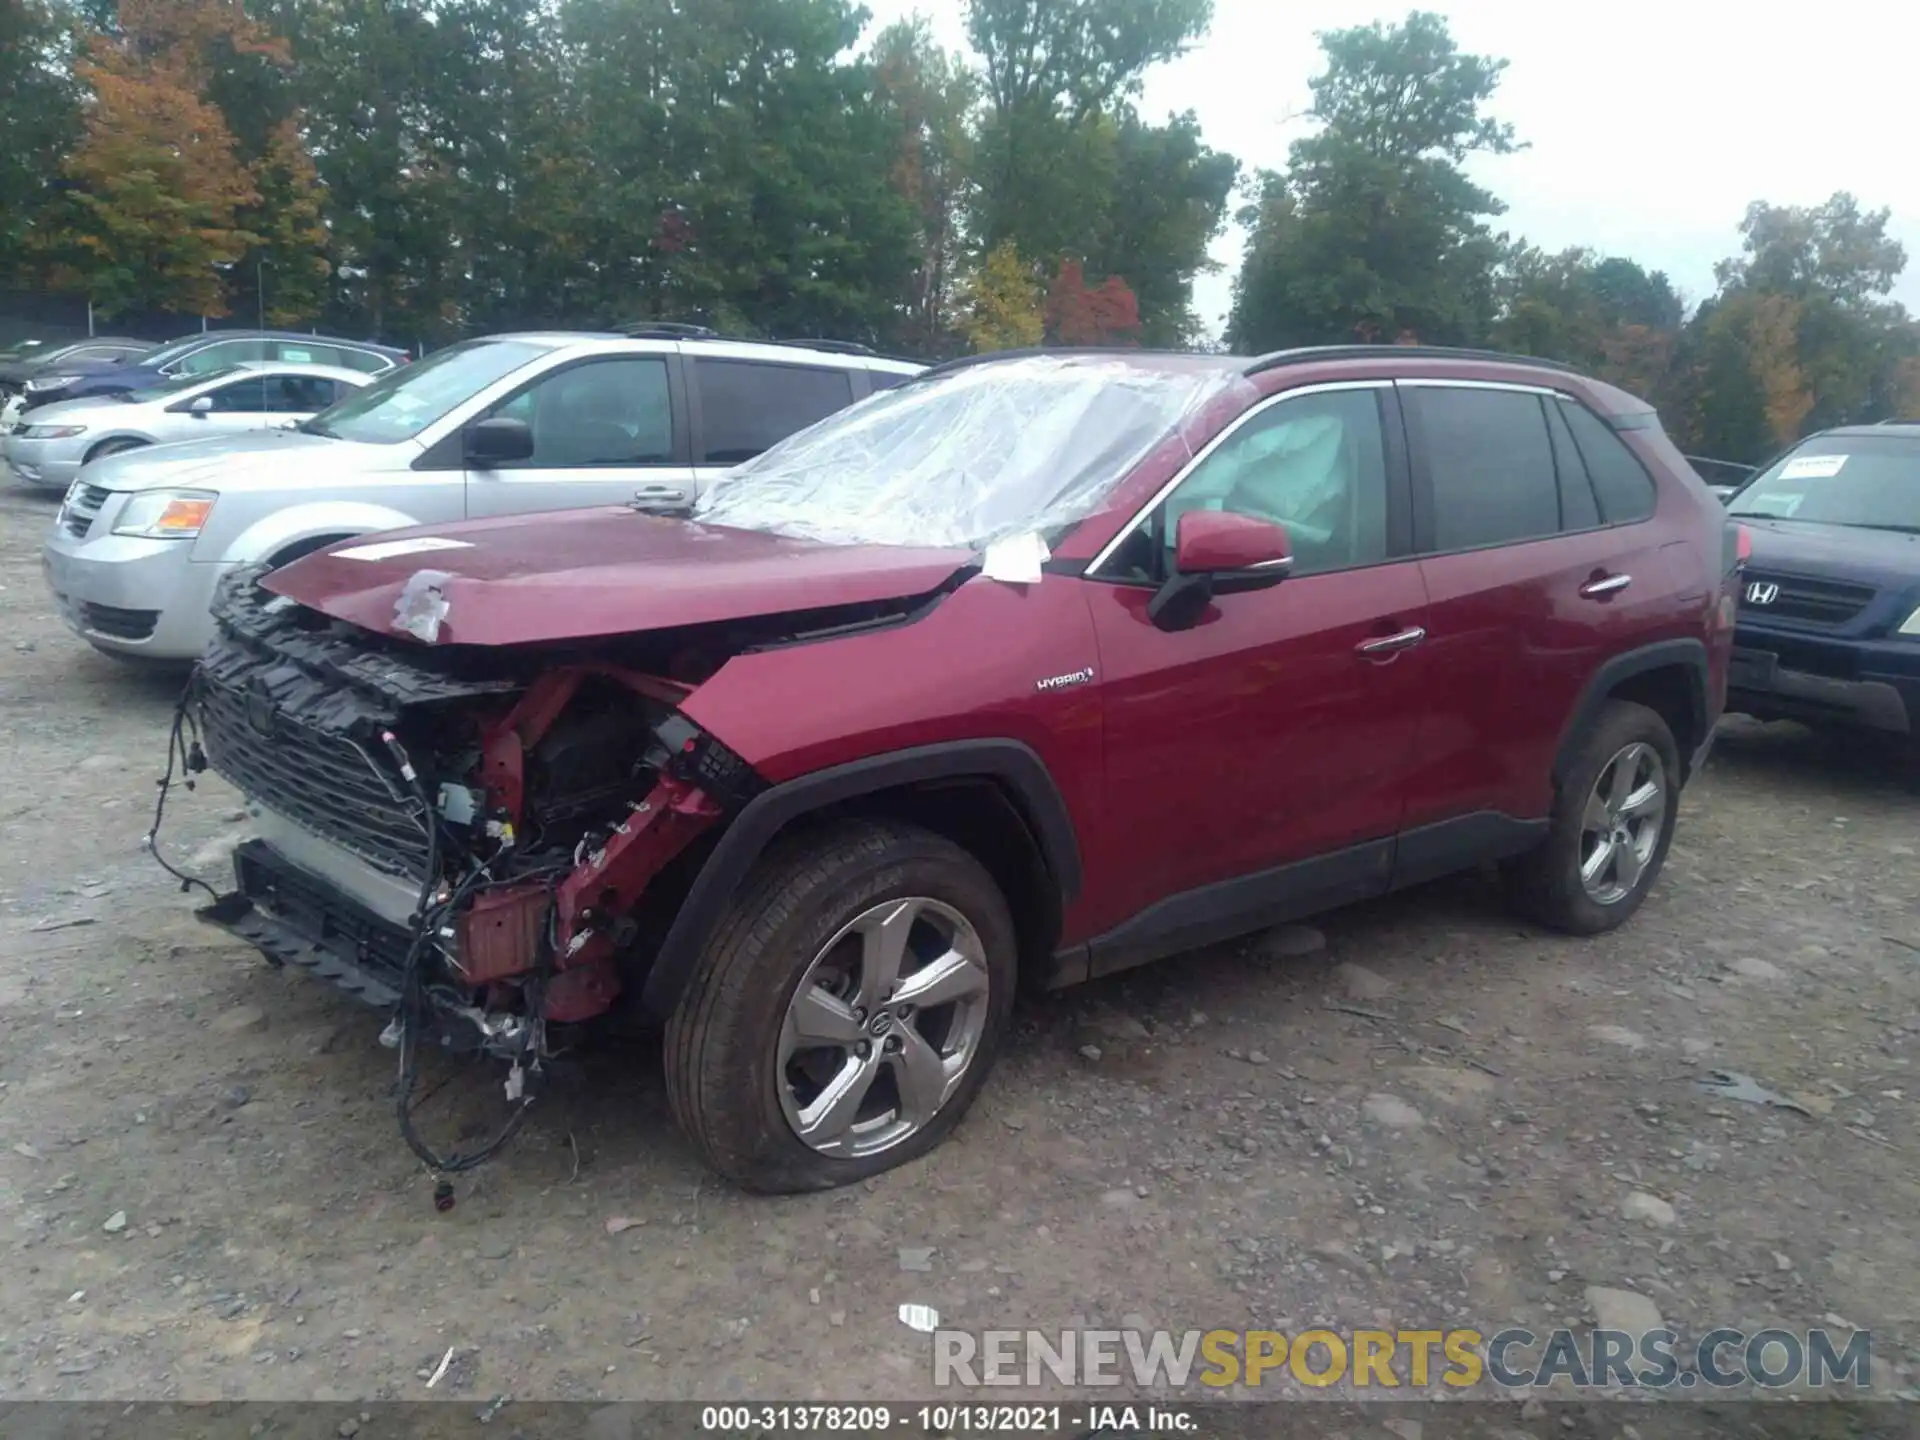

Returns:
1779,454,1847,481
333,536,475,562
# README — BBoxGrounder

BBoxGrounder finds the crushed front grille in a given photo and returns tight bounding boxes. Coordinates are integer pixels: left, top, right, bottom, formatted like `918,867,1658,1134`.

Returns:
198,675,432,879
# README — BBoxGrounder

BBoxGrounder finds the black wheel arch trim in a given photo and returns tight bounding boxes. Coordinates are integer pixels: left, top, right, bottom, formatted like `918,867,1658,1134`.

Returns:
1552,638,1711,787
639,738,1083,1018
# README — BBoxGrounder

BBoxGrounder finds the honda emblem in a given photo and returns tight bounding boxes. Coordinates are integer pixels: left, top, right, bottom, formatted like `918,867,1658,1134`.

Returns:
1744,581,1780,606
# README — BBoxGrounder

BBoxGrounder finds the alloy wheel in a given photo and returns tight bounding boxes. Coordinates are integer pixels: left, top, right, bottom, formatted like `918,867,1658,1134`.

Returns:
1578,741,1668,905
776,897,992,1158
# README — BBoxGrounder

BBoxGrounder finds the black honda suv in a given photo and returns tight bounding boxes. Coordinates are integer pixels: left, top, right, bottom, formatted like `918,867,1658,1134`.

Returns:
1723,423,1920,764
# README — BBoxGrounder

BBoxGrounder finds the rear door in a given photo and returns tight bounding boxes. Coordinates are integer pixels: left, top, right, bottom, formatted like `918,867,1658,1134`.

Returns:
461,353,694,518
1396,380,1665,848
685,357,858,508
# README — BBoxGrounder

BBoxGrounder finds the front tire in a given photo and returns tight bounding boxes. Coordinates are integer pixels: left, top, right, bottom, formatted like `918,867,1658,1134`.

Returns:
1506,700,1680,935
84,437,147,464
664,819,1016,1193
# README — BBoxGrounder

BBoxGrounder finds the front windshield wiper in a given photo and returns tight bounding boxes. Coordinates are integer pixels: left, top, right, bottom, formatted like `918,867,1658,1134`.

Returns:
297,417,339,438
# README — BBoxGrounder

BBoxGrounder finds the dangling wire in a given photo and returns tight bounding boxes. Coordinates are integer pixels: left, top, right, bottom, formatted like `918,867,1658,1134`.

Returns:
380,729,543,1174
145,676,220,903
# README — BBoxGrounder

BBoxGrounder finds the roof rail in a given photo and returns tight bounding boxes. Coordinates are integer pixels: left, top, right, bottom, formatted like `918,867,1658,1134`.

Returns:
1241,344,1587,378
762,336,878,357
621,321,719,339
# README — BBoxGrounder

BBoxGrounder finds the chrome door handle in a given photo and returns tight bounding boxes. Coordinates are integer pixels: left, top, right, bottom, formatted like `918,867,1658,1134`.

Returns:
1356,626,1427,657
1580,573,1632,599
630,484,690,511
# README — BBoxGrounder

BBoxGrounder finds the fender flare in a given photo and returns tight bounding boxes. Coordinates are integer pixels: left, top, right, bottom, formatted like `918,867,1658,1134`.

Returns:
1551,637,1710,786
213,502,421,566
639,739,1083,1019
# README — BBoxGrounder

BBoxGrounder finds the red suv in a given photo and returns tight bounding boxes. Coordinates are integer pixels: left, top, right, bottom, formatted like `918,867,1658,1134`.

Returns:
175,346,1738,1191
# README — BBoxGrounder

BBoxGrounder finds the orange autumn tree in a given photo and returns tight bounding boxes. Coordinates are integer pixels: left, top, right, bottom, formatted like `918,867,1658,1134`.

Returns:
48,0,300,318
1043,259,1141,346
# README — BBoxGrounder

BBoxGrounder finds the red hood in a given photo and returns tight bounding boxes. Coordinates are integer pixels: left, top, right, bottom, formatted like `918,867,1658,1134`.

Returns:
264,507,977,646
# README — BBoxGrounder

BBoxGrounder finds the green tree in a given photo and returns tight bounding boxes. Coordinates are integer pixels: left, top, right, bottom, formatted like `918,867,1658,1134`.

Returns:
872,16,979,355
1488,243,1682,398
0,0,83,286
1228,10,1517,351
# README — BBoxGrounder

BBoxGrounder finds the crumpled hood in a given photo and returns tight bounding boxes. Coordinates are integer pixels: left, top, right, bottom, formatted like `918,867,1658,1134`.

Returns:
1739,516,1920,591
83,428,404,492
263,506,979,646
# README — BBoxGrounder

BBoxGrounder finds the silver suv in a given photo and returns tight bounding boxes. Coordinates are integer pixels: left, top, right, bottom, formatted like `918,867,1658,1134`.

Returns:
41,332,922,661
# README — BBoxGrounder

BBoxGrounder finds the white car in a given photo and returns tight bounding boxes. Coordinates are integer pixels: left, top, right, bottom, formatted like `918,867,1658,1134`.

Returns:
4,363,371,491
41,331,923,660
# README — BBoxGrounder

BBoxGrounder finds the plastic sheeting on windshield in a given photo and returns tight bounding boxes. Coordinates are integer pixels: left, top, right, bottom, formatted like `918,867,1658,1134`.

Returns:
691,355,1251,550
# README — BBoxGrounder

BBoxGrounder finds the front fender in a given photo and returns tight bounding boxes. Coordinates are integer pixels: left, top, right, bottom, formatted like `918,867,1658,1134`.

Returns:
202,501,424,565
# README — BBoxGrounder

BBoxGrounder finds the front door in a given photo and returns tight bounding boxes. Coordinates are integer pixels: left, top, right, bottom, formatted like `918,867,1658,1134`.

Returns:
1082,381,1429,952
463,355,695,518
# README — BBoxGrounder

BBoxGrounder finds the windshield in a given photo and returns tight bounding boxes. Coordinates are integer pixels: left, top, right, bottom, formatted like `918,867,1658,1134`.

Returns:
692,355,1248,548
1729,435,1920,533
125,367,241,403
301,339,546,443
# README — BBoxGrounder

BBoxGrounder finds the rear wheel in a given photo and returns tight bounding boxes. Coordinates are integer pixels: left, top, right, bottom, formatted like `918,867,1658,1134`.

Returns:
1506,700,1680,935
664,819,1016,1193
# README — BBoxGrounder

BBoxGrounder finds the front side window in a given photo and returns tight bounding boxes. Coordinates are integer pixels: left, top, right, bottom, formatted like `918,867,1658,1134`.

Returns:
1109,389,1391,583
696,360,854,465
204,376,270,412
485,357,674,467
1729,436,1920,533
301,339,546,444
1409,386,1560,550
267,375,337,412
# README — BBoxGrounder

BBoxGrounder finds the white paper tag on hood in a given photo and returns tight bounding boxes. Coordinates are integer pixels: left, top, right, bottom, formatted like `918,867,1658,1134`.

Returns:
335,536,475,562
981,532,1050,584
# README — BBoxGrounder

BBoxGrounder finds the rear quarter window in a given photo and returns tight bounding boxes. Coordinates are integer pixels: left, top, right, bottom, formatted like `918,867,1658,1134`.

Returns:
1559,399,1657,524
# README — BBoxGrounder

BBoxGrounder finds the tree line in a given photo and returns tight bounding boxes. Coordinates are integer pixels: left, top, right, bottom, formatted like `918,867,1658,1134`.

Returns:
4,0,1914,464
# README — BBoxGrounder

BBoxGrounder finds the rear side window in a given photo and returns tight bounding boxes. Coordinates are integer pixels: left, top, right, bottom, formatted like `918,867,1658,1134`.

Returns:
695,360,854,464
1409,386,1560,550
1559,399,1657,523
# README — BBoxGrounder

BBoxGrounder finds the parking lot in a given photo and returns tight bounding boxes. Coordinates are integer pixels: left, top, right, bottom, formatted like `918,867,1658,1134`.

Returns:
0,476,1917,1405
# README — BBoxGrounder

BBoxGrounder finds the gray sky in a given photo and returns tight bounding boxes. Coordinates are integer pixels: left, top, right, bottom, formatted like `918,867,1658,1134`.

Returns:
865,0,1920,337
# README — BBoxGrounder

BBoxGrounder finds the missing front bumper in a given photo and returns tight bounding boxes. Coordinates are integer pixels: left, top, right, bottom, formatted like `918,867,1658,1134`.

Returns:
197,838,413,1008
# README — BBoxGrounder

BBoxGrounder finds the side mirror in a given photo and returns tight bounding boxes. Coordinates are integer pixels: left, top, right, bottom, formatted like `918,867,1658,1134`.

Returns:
1148,511,1293,633
1709,484,1737,506
463,416,534,467
188,395,213,416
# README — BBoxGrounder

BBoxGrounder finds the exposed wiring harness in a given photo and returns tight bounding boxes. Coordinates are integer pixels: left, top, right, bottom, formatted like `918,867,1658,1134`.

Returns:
145,678,221,903
380,728,549,1174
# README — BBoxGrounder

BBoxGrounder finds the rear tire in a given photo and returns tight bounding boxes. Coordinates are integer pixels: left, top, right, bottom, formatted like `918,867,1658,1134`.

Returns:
1506,700,1680,935
664,819,1016,1193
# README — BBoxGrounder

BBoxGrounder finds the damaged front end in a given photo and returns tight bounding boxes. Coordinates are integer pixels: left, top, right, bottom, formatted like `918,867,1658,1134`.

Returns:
174,567,763,1160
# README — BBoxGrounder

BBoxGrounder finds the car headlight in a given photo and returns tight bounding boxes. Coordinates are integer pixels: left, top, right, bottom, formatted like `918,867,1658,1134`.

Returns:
112,489,217,539
24,375,73,393
20,424,86,439
1900,605,1920,636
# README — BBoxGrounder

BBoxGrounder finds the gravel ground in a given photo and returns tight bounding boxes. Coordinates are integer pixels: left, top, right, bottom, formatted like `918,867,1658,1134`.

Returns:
1,476,1917,1410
